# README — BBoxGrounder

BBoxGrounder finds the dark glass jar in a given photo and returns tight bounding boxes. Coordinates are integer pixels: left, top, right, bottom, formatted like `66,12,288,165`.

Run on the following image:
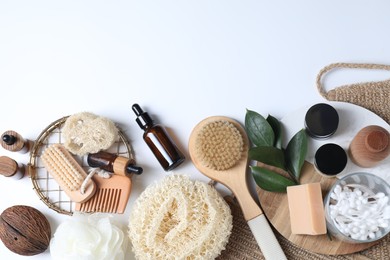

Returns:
305,103,339,139
314,143,347,177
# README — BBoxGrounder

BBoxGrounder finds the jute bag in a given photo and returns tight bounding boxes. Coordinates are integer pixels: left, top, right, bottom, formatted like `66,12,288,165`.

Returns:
316,62,390,124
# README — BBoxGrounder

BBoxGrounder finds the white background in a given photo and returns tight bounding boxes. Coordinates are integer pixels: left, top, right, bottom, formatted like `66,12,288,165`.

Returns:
1,1,390,259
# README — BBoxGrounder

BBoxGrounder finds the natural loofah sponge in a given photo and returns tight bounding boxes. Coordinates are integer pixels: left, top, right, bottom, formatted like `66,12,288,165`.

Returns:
128,174,232,260
62,112,118,156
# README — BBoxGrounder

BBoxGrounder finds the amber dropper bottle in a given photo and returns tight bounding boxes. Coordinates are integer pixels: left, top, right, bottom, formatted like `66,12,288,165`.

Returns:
87,151,143,177
132,104,185,171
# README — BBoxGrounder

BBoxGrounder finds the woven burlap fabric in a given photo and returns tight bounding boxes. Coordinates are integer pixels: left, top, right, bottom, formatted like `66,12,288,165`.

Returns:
316,63,390,124
218,196,389,260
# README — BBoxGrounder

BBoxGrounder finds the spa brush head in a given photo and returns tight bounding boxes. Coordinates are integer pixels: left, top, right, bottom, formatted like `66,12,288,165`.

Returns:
189,116,286,260
41,144,96,203
195,120,244,171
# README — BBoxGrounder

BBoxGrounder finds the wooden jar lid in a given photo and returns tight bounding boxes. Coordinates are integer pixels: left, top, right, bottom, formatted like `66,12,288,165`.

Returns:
1,131,27,153
0,156,18,177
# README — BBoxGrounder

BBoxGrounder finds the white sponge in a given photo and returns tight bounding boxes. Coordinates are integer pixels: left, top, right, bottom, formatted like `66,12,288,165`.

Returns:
128,174,232,260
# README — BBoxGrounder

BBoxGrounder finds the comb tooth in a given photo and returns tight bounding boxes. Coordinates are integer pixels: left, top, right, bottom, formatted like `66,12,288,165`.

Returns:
115,190,122,213
104,189,111,212
98,189,106,212
106,188,112,213
109,189,115,212
91,189,101,212
112,189,119,213
107,189,114,213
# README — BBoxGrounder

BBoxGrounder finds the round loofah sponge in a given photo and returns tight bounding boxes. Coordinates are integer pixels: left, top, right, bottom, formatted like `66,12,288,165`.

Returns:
128,174,232,260
195,120,244,171
62,112,118,156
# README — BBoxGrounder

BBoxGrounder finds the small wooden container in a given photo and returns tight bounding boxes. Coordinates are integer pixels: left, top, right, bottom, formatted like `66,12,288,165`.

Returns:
349,125,390,168
0,156,25,179
1,130,32,154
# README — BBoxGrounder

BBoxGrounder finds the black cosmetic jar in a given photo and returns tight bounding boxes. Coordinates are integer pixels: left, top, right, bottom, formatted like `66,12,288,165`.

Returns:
305,103,339,139
314,143,348,177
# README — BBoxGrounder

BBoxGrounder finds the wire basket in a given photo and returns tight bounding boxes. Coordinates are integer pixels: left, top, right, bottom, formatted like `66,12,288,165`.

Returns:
28,116,133,215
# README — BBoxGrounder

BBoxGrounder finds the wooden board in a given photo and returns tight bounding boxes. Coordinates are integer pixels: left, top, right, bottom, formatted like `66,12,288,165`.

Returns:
256,161,379,255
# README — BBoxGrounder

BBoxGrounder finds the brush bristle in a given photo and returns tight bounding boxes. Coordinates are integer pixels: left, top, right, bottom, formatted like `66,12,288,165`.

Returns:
41,144,86,191
195,120,244,171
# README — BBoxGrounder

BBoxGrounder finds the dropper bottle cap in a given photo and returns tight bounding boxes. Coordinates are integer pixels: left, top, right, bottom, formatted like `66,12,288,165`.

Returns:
126,164,143,175
2,135,16,145
132,104,153,130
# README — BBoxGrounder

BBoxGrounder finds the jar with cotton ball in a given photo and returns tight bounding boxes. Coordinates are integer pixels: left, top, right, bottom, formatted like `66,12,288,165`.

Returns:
324,172,390,243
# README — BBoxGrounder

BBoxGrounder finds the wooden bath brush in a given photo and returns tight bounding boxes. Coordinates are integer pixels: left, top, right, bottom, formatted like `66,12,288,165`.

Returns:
41,144,96,203
189,116,286,260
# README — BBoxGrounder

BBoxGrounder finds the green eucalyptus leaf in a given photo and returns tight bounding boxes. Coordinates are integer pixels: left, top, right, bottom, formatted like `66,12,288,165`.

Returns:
267,115,282,149
251,166,296,192
245,109,274,147
285,129,308,180
249,146,286,170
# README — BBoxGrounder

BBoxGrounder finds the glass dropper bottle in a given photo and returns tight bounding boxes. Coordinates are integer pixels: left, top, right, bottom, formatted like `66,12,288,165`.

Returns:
132,104,185,171
87,151,143,177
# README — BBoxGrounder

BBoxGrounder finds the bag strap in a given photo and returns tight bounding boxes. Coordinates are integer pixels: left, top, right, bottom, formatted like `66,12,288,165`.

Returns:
316,62,390,98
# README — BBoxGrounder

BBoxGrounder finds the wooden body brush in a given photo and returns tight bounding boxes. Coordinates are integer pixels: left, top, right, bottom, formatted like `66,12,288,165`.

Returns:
41,144,96,203
189,116,286,260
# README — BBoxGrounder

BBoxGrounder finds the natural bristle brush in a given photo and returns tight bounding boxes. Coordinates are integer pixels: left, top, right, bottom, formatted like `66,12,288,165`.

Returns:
41,144,96,203
189,116,287,260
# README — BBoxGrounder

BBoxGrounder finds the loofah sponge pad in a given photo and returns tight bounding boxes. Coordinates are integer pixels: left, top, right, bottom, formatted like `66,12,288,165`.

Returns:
195,120,244,171
128,174,232,260
62,112,118,156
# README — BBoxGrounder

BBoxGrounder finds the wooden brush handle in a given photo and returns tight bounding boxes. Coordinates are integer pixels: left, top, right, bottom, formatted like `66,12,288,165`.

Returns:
229,178,263,221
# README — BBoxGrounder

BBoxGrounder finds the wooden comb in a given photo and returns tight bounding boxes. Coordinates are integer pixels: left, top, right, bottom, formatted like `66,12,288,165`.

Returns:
75,174,132,214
